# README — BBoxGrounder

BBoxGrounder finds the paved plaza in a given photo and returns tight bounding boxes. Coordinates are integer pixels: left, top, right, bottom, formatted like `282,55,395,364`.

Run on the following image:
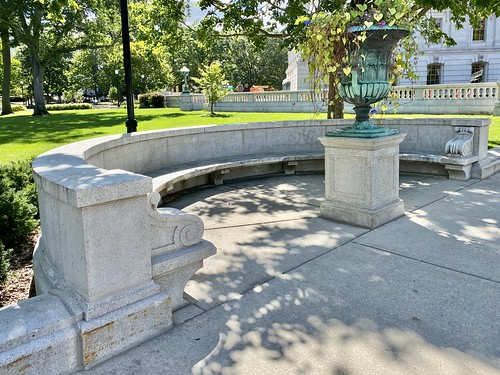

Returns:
83,172,500,375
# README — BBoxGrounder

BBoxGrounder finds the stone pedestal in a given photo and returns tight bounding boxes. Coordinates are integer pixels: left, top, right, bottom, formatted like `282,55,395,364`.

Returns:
180,92,193,111
30,160,173,371
320,133,406,229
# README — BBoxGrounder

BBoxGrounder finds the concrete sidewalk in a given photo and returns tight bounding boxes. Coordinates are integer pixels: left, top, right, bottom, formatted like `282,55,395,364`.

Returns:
83,172,500,375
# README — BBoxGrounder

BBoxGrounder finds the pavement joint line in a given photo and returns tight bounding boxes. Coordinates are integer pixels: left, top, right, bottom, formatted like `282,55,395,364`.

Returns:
353,241,500,285
174,175,497,327
175,236,366,328
204,215,319,231
402,177,481,214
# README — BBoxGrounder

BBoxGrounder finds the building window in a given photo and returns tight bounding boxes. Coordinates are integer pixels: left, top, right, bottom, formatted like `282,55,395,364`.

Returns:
472,19,485,41
435,18,443,31
471,62,486,83
427,64,442,85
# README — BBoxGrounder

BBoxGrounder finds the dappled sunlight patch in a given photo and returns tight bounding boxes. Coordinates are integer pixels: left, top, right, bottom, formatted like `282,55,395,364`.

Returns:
443,190,463,196
275,272,305,282
370,275,385,282
436,230,451,239
407,210,436,230
400,180,432,189
482,218,498,224
462,223,500,243
408,205,498,246
335,268,350,274
192,300,499,375
218,293,244,304
468,188,500,200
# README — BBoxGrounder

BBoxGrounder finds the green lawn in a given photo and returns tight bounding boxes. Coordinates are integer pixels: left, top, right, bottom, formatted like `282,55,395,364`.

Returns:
0,108,323,164
0,107,498,164
488,116,500,148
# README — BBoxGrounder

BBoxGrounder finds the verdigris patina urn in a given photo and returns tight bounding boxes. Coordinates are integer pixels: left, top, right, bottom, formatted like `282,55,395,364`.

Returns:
328,26,410,138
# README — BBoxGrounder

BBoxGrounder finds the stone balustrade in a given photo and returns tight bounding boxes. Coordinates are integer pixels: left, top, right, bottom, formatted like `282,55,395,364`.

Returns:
417,83,497,100
166,82,498,115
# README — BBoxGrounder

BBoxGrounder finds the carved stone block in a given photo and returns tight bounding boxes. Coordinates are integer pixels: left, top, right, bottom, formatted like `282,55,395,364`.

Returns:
445,127,474,157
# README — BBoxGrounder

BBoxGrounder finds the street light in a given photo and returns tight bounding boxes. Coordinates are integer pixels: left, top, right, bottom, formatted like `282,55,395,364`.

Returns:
115,70,120,107
141,74,145,93
119,0,137,133
180,66,190,93
95,64,103,103
20,81,24,105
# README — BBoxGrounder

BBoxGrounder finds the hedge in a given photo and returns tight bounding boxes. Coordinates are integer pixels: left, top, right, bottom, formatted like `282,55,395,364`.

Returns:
46,103,93,111
138,93,166,108
12,105,26,112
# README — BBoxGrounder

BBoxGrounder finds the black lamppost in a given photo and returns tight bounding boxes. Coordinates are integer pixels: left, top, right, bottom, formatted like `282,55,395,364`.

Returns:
120,0,137,133
20,81,24,105
115,69,121,107
95,64,102,103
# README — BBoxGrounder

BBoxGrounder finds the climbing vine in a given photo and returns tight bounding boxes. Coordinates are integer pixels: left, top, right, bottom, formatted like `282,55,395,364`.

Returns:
296,0,429,112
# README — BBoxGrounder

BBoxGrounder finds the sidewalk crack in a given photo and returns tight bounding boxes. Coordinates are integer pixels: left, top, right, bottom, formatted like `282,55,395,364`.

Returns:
353,242,500,285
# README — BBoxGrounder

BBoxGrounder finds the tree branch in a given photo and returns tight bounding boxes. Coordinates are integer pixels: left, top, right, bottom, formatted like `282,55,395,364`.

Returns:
262,0,288,13
210,29,286,39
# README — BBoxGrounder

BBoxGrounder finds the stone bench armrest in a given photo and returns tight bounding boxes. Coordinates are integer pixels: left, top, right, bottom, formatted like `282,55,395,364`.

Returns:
399,153,479,180
399,153,479,165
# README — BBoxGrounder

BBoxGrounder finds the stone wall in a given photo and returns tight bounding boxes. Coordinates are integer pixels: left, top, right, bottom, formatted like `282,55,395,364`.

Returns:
0,118,492,374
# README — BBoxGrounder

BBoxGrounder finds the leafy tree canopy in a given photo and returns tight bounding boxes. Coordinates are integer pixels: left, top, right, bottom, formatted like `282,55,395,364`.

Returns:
197,0,500,47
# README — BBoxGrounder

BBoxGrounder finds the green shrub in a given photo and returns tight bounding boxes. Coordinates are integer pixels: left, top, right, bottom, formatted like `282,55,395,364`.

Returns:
12,105,26,112
0,240,11,286
150,93,165,108
0,158,38,209
46,103,93,111
138,93,151,108
0,159,39,251
138,93,165,108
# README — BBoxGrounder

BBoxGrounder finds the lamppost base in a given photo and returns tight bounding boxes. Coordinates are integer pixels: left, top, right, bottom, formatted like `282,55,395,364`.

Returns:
126,118,137,133
180,92,193,111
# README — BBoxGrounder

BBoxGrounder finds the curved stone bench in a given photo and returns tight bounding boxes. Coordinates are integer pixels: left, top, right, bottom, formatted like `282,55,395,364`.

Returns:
137,119,490,200
1,117,492,374
148,152,325,199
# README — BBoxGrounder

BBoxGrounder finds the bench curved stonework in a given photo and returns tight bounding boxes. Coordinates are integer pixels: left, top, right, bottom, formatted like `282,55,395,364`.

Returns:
0,118,492,374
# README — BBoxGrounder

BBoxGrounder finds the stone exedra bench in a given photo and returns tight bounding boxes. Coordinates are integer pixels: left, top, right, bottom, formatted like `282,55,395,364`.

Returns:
138,119,491,201
0,118,492,374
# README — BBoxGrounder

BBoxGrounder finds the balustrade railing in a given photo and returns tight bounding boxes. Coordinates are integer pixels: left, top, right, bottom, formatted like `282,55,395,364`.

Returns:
415,83,497,100
165,82,498,114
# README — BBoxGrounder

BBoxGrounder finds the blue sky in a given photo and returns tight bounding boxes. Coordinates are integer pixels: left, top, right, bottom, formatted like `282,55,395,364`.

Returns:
187,1,206,23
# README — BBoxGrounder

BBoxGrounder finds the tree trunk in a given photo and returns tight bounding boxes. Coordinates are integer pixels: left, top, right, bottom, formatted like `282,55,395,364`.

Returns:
1,32,13,116
327,73,344,119
31,58,49,116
